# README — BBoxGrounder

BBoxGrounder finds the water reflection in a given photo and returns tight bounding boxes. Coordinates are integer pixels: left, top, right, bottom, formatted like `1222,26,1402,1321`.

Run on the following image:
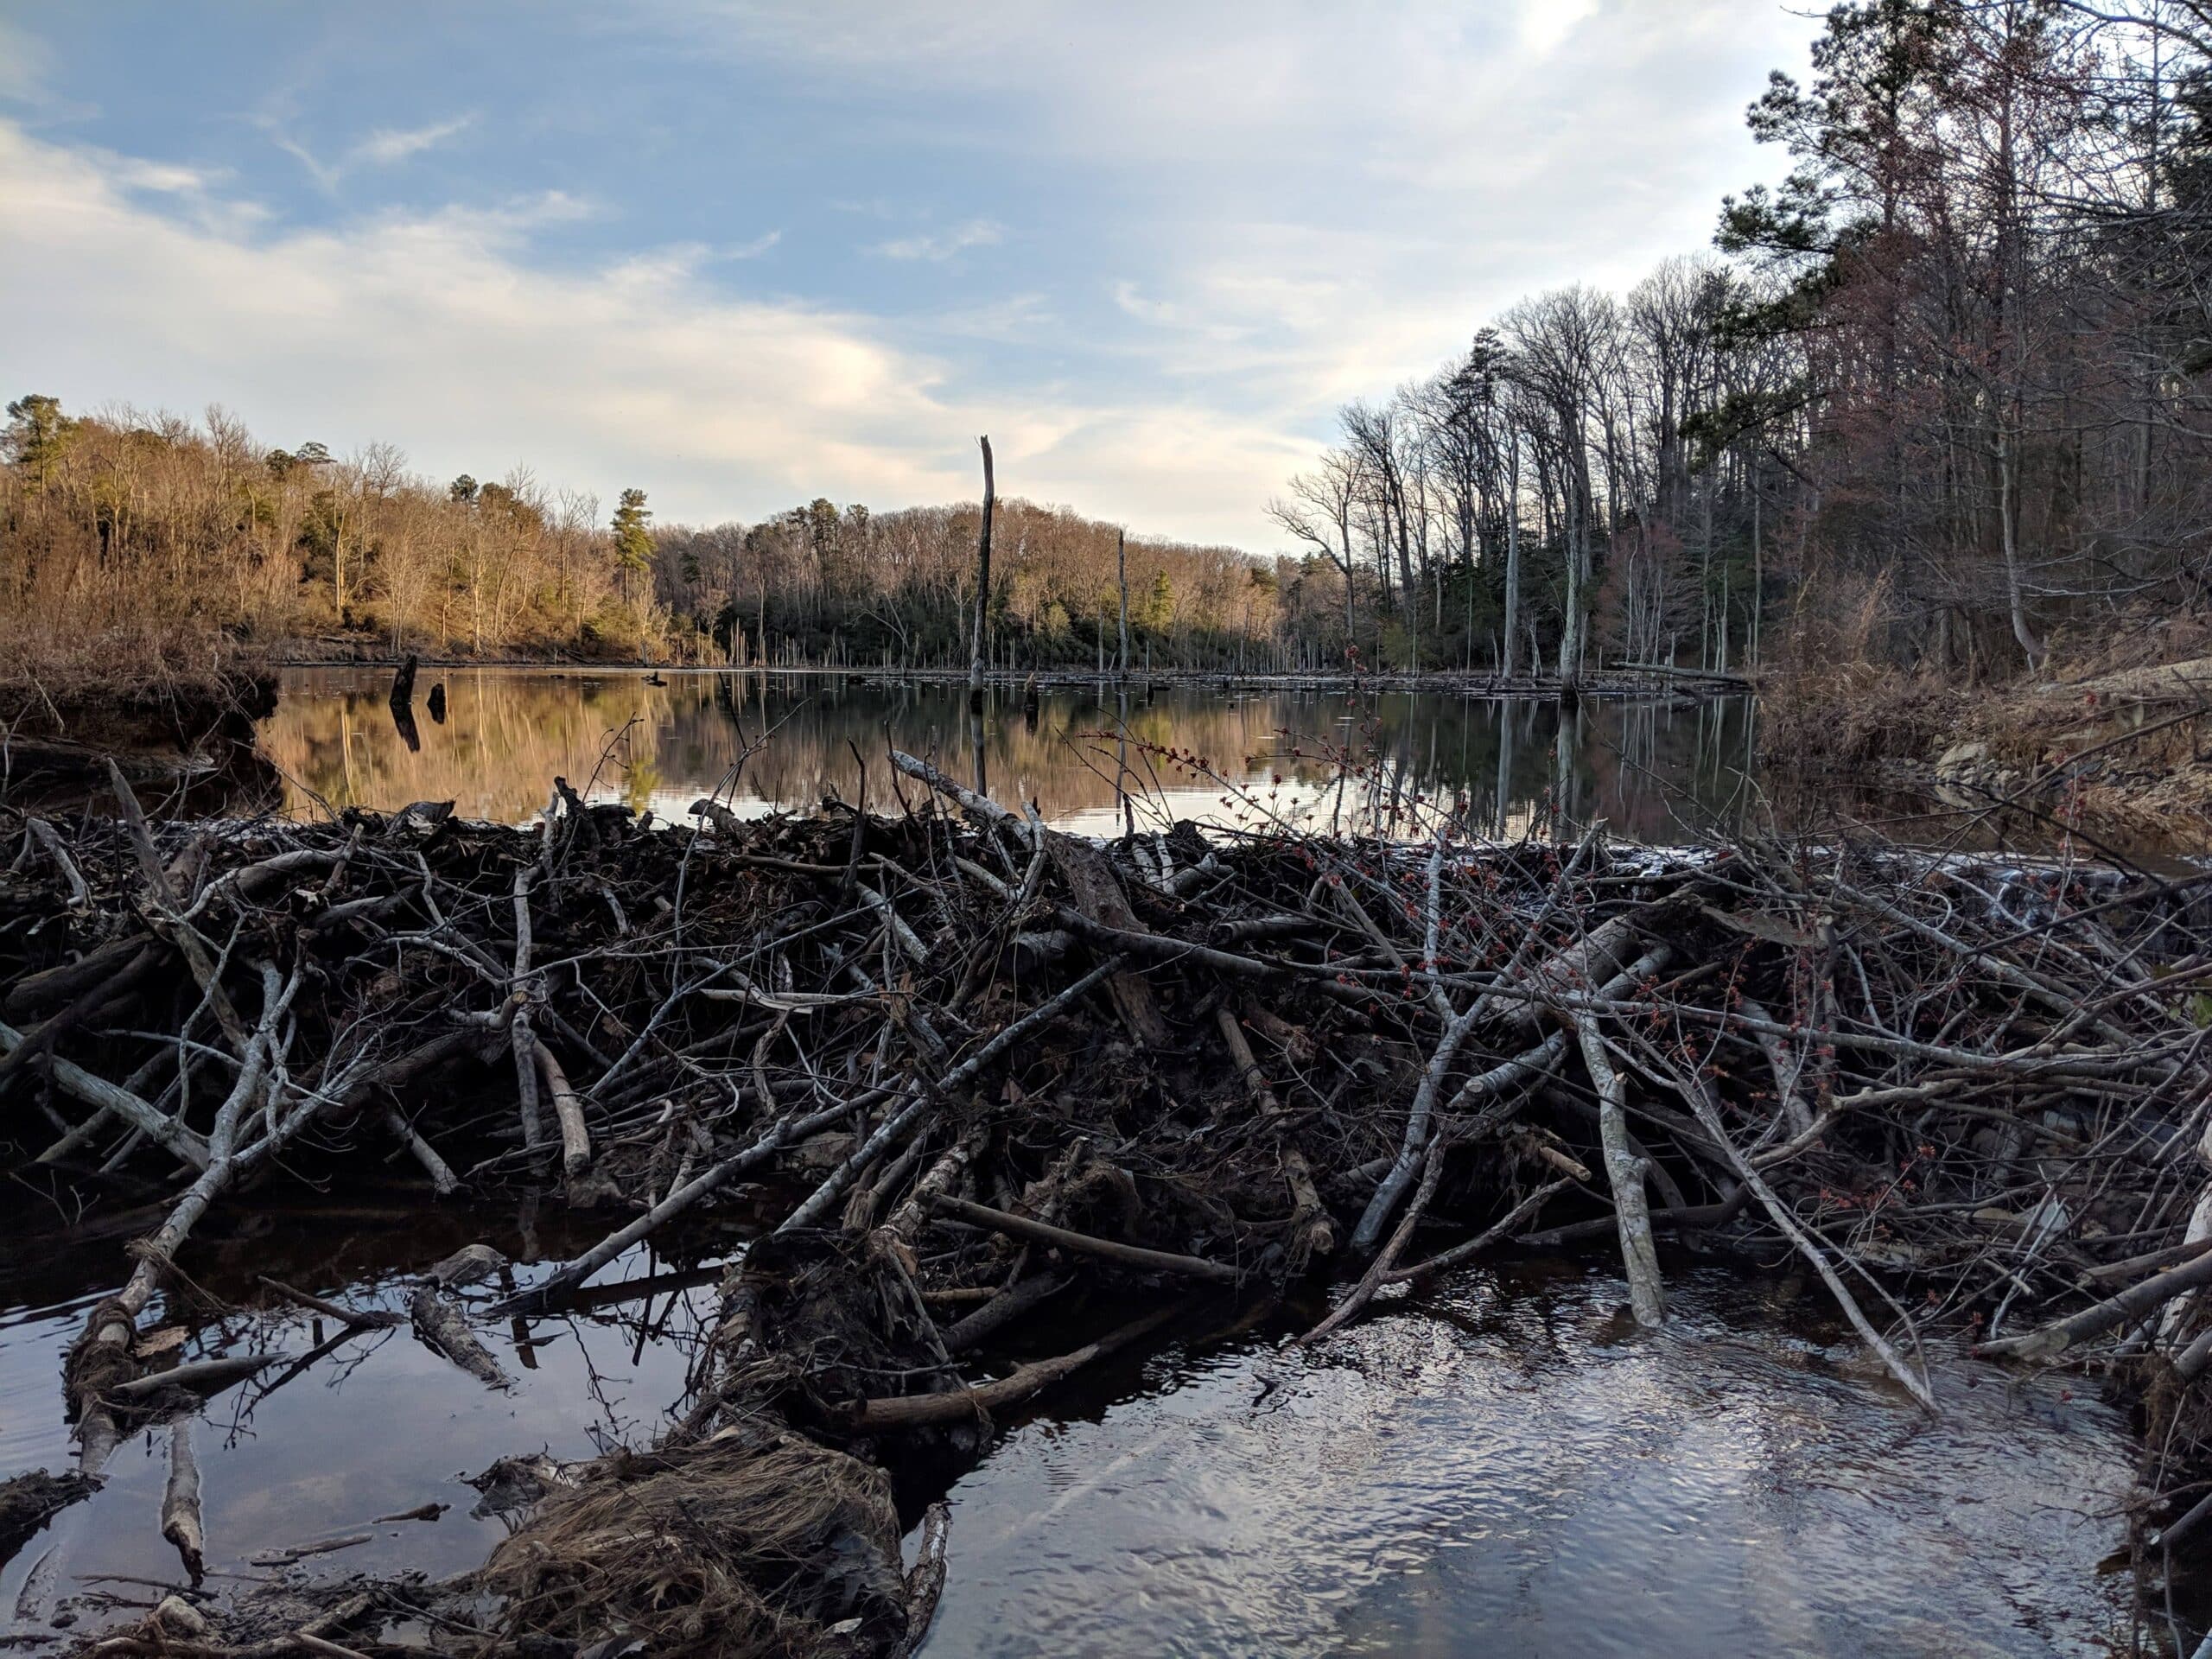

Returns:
918,1264,2144,1657
0,1183,745,1632
260,668,1770,842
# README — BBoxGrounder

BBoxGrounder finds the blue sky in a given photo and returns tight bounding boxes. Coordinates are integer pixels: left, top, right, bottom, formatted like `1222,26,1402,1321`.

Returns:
0,2,1822,550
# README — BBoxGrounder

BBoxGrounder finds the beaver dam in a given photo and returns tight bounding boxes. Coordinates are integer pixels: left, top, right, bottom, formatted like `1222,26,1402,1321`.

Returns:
3,741,2211,1654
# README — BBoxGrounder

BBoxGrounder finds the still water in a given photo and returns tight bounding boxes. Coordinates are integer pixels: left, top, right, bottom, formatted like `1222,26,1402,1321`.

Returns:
921,1266,2139,1657
257,666,1786,842
0,1193,2145,1655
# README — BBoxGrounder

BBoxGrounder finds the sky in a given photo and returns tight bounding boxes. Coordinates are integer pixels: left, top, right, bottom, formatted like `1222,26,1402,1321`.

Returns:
0,2,1824,552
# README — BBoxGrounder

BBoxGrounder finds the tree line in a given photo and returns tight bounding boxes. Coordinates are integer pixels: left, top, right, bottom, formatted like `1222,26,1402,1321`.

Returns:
1282,0,2212,680
0,396,1293,672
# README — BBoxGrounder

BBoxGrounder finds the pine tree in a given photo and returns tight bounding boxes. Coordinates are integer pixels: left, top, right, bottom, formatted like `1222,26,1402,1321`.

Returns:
612,487,653,605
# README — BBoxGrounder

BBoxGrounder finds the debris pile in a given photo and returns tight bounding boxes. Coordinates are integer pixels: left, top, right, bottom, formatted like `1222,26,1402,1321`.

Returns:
4,748,2210,1655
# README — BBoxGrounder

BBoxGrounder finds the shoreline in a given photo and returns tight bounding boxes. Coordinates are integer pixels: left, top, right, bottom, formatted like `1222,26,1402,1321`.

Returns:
274,655,1757,698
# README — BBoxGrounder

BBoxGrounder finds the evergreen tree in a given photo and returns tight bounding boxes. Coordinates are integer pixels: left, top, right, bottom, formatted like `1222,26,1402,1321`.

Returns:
612,487,653,603
3,394,72,486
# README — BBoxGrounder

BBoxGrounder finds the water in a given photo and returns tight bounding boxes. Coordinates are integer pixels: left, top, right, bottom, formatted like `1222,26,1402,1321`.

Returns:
0,1185,745,1634
918,1264,2145,1658
257,667,1782,842
1,1205,2150,1654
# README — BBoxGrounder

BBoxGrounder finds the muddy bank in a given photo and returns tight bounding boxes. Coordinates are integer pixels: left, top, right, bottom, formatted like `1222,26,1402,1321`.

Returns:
0,667,279,816
1758,646,2212,847
3,754,2210,1654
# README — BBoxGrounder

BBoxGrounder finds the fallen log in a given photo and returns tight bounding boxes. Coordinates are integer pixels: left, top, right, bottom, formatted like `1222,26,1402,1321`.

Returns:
160,1421,204,1583
409,1285,511,1388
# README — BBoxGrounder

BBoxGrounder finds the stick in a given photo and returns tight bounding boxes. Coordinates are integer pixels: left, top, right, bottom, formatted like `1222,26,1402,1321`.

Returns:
1675,1073,1937,1411
0,1019,211,1169
258,1276,404,1330
778,957,1125,1234
927,1194,1242,1282
1976,1246,2212,1362
834,1305,1176,1431
383,1104,461,1196
1216,1006,1333,1266
496,1098,859,1313
24,817,90,907
111,1351,291,1401
1387,1178,1574,1287
160,1421,204,1584
1300,1141,1443,1342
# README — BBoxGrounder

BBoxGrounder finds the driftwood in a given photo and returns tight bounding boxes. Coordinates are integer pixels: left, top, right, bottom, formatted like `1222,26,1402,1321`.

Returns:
409,1284,511,1389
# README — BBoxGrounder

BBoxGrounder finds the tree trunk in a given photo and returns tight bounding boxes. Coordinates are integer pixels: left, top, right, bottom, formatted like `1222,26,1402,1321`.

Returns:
1503,427,1522,679
1116,527,1130,677
969,436,995,713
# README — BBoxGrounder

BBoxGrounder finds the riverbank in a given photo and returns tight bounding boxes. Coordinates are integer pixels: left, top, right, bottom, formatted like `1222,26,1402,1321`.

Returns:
3,760,2209,1654
1760,651,2212,847
0,628,278,811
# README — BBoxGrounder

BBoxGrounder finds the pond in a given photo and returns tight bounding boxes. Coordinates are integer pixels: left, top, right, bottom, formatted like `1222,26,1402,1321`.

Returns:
257,666,1788,842
3,666,2178,1653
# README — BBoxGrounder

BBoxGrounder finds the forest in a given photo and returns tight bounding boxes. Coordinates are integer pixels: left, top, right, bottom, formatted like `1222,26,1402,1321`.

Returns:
0,397,1283,678
1284,0,2212,683
9,0,2212,692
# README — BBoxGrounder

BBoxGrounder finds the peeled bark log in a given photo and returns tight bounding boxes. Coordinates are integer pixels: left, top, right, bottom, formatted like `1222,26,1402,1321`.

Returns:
410,1285,511,1388
1574,1007,1666,1329
161,1421,205,1584
928,1194,1242,1283
835,1306,1175,1432
532,1039,591,1179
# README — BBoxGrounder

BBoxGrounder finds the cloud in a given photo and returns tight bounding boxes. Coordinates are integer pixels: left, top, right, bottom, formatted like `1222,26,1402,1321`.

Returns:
0,1,1831,550
645,0,1825,435
267,111,474,191
872,219,1004,262
1516,0,1601,58
0,16,48,101
0,120,1291,547
351,114,475,167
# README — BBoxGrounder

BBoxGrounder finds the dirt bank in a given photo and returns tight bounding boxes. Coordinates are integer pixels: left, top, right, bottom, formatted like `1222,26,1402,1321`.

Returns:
1760,635,2212,845
0,628,279,813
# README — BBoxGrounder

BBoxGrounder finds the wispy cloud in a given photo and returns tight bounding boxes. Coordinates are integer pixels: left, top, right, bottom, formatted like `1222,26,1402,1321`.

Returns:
352,114,475,168
268,111,475,192
0,16,48,100
871,219,1002,262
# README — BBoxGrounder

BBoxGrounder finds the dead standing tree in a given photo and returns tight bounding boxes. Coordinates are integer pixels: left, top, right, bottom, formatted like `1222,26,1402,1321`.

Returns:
968,435,994,715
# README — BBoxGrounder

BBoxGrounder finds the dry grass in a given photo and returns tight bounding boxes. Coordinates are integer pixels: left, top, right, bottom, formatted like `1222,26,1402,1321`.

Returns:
0,617,269,747
1758,601,2212,841
478,1432,910,1657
